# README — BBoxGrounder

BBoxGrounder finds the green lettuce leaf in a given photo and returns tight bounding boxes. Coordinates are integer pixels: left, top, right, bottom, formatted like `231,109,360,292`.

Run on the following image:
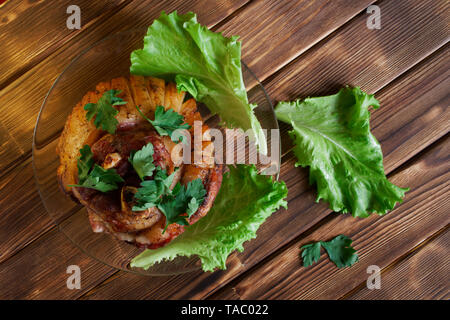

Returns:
130,11,267,154
130,165,288,272
275,87,408,218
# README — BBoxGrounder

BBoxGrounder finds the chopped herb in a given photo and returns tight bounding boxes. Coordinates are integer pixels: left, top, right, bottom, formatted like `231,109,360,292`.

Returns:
136,105,190,142
157,178,206,231
84,89,127,134
131,165,205,233
132,167,178,211
69,164,124,192
128,142,156,181
69,145,123,192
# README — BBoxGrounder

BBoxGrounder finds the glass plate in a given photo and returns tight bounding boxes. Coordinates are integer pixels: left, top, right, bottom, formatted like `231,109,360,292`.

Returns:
33,30,279,276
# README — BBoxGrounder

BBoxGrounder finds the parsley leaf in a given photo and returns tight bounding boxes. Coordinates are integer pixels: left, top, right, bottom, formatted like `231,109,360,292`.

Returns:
301,242,322,268
76,145,94,184
69,164,124,192
321,235,359,268
136,105,191,142
300,235,358,268
275,87,408,217
184,178,207,216
158,188,191,228
84,89,127,134
157,179,206,232
128,142,156,181
132,167,178,211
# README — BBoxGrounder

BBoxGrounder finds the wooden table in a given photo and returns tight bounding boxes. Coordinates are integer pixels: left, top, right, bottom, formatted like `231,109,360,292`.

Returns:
0,0,448,300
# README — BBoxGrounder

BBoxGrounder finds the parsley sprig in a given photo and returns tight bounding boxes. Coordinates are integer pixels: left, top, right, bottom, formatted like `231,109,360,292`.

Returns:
136,105,191,142
132,167,178,211
301,235,358,268
128,142,156,181
84,89,127,134
131,166,206,232
157,178,207,230
69,145,124,192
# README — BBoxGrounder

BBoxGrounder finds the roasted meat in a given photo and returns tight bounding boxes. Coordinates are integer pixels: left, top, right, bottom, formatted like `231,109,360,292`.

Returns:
57,76,223,249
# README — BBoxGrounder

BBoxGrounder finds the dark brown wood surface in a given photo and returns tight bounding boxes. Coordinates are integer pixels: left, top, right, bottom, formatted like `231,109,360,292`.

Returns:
0,0,448,299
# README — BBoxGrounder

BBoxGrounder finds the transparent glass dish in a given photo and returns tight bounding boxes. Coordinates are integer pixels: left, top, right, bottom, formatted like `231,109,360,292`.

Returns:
33,30,279,276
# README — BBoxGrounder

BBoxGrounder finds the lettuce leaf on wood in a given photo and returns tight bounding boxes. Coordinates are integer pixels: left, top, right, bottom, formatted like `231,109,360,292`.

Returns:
275,87,408,218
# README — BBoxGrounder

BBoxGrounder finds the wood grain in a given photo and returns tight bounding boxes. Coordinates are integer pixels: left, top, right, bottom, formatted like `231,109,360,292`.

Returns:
0,0,128,89
347,228,450,300
218,0,376,85
0,0,249,174
81,45,449,299
0,226,115,299
211,137,449,299
264,0,448,102
0,157,53,263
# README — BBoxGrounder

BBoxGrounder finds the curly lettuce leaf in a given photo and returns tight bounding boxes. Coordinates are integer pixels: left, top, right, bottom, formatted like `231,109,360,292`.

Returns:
130,11,267,154
130,165,288,272
275,87,408,218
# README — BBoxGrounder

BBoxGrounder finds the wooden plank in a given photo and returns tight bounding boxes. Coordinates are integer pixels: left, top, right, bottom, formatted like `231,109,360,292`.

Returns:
0,0,128,88
264,0,448,102
211,138,450,299
218,0,376,85
0,157,53,263
347,229,450,300
0,226,116,299
0,0,249,173
81,45,449,299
